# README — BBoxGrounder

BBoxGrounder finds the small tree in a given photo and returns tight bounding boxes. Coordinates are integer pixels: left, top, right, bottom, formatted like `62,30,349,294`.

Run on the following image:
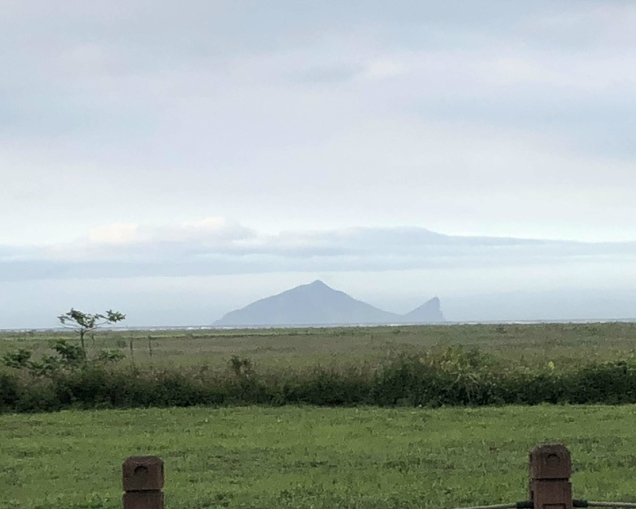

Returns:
58,308,126,352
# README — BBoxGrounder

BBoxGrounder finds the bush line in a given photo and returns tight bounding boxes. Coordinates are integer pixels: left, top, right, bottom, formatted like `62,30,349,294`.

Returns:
2,348,636,413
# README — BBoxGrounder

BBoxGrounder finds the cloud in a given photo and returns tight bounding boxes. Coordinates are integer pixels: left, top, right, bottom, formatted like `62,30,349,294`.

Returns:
362,59,407,80
88,223,140,245
1,220,635,283
2,0,636,250
3,1,636,327
86,217,254,246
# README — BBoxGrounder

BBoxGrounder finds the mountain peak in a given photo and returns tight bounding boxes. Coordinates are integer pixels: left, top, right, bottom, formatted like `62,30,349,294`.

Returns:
403,296,444,322
293,280,334,295
213,281,444,326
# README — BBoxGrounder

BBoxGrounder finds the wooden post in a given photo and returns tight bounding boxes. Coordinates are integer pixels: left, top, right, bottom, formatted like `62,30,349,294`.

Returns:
122,456,164,509
529,444,573,509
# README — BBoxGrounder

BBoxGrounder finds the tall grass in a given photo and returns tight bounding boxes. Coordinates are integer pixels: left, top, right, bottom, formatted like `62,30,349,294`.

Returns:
3,323,636,370
3,347,636,413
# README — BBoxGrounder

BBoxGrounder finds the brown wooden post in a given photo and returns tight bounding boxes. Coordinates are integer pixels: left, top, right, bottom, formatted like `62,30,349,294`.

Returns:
529,444,573,509
123,456,164,509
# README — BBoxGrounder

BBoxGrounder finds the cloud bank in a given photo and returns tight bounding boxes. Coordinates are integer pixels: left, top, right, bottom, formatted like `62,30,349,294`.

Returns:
2,219,636,328
2,218,636,283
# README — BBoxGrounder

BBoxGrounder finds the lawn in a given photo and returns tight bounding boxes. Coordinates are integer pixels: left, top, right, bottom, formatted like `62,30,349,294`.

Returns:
2,405,636,509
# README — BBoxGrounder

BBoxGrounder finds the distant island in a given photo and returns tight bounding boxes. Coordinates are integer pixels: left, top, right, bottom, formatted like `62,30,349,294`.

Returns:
213,280,444,327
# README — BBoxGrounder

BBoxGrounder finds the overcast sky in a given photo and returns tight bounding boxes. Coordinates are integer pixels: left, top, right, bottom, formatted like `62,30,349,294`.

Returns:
2,1,636,327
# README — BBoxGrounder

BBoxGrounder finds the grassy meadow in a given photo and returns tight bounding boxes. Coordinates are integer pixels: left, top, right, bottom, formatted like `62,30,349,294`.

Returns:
2,324,636,509
2,322,636,369
2,405,636,509
2,323,636,411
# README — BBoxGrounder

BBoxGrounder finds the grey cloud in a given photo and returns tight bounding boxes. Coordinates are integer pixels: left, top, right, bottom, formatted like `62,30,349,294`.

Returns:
291,65,365,85
416,93,636,160
3,0,634,159
2,0,636,249
2,224,636,282
3,1,636,328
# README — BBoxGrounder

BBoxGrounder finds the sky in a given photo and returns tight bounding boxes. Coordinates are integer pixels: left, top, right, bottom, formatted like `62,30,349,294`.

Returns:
2,1,636,328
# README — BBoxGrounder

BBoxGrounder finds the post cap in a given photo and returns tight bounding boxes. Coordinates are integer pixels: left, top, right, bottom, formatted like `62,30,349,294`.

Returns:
529,444,571,480
123,456,164,491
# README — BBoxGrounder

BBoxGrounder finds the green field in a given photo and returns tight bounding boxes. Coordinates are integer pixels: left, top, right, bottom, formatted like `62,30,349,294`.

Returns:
3,322,636,412
2,405,636,509
3,324,636,509
3,322,636,369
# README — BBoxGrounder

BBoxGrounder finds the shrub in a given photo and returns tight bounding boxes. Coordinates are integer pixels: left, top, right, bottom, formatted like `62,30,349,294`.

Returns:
2,348,636,413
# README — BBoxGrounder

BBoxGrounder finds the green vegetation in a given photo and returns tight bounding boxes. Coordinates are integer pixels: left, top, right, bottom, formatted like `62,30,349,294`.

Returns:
57,308,126,353
2,323,636,412
2,322,636,369
2,344,636,412
2,405,636,509
3,324,636,509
